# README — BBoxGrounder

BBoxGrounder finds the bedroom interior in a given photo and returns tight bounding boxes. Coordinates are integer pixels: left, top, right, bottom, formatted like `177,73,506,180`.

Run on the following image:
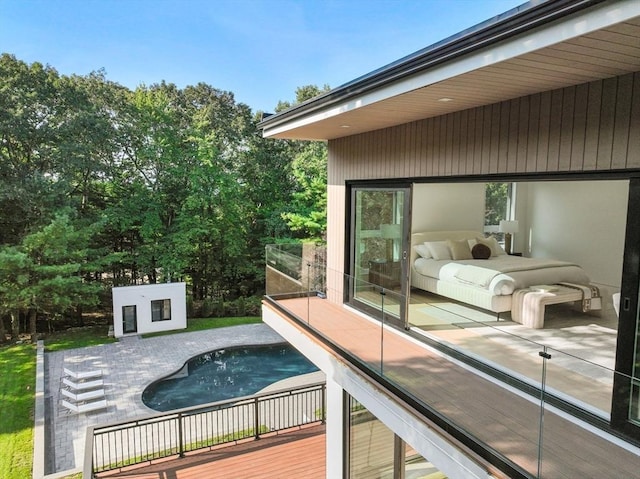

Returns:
356,178,627,419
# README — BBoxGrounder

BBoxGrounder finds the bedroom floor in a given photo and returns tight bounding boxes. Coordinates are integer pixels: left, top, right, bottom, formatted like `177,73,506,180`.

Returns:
407,288,618,416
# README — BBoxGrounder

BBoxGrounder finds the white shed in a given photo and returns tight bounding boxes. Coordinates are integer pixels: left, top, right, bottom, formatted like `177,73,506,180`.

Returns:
112,282,187,338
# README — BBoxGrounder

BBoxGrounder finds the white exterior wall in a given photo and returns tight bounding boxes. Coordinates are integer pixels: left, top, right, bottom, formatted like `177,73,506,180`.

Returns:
112,282,187,337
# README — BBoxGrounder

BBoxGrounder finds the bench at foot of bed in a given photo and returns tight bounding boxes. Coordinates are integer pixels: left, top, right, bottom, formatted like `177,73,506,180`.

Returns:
512,285,586,329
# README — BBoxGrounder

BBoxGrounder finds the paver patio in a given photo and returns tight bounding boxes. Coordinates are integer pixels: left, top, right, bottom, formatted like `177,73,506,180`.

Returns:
45,323,286,474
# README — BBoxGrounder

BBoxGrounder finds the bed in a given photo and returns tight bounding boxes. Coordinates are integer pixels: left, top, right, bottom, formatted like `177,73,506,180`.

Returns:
410,230,594,314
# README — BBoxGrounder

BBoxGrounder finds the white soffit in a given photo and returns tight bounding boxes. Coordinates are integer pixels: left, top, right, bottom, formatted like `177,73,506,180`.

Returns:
263,0,640,140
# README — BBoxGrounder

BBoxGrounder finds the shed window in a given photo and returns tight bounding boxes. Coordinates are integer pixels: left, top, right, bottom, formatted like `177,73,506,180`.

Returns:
151,299,171,322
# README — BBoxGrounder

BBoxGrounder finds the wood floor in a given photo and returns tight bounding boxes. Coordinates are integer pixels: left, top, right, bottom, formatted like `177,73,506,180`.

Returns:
97,424,325,479
268,296,640,479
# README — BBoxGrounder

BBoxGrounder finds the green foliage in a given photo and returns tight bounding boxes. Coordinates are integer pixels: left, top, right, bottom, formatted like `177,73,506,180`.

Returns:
0,344,35,479
485,182,509,226
0,54,330,336
281,142,327,241
275,84,330,112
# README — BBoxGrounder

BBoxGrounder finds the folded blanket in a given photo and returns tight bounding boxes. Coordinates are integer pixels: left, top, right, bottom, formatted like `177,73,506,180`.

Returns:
454,265,500,287
452,257,581,289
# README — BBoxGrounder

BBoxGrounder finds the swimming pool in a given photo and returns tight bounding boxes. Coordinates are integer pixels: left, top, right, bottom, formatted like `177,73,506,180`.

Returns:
142,343,319,411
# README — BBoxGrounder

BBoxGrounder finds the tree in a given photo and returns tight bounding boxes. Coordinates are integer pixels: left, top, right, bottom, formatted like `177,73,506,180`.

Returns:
0,54,67,244
0,247,31,341
281,142,327,241
0,54,336,332
20,214,103,337
275,85,330,242
275,84,330,112
485,183,509,226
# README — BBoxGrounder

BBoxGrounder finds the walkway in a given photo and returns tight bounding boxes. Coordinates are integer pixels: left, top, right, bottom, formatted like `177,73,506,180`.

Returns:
45,323,288,473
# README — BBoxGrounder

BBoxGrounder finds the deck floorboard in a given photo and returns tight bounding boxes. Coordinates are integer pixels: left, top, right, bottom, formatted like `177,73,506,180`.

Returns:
97,424,326,479
269,297,640,478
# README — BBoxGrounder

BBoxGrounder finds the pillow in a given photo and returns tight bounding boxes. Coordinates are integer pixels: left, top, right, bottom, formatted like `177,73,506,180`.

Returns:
475,236,505,257
471,243,491,260
413,244,432,259
447,239,473,260
425,241,451,261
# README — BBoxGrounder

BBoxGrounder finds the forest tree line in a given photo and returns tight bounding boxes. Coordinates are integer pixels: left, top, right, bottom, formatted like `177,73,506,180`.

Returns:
0,53,328,341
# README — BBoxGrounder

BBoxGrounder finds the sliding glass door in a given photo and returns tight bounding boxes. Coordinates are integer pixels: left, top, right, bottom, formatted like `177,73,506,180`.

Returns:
612,178,640,440
348,185,411,324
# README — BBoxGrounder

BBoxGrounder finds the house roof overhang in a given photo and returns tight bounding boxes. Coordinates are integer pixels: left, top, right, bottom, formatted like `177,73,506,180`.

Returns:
259,0,640,141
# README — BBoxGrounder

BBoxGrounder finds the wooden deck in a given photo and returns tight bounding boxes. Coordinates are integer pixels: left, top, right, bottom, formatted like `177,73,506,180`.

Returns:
267,296,640,479
97,424,326,479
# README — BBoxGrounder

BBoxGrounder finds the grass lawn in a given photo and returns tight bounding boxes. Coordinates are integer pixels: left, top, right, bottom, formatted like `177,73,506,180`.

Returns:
44,324,118,352
142,316,262,338
0,343,36,479
0,316,262,478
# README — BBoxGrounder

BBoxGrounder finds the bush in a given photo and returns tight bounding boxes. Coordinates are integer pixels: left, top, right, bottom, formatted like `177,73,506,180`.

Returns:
188,295,262,319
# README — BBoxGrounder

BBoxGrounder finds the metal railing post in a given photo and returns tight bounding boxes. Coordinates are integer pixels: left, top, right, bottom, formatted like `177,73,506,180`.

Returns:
307,262,311,323
537,347,551,478
380,288,386,374
178,412,185,458
321,383,326,424
254,396,261,440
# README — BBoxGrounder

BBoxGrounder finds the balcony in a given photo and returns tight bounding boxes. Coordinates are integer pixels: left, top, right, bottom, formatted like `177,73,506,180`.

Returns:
264,244,640,478
84,381,326,477
95,424,326,478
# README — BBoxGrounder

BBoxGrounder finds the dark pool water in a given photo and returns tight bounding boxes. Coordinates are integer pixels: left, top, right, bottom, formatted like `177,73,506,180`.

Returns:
142,343,318,411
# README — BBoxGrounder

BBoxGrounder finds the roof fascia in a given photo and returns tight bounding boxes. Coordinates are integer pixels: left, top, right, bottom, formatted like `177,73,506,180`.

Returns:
260,0,639,139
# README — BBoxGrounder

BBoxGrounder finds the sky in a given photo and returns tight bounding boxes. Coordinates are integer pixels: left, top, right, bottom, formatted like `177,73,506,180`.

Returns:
1,0,526,113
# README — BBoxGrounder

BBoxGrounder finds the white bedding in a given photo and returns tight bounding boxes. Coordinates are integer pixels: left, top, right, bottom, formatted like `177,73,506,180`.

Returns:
414,255,591,296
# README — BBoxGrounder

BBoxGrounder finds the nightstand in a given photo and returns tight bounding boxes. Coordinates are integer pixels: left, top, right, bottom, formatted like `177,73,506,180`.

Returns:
509,252,523,256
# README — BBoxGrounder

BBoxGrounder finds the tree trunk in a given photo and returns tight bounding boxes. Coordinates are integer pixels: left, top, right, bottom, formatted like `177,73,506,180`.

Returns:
0,315,7,344
10,311,19,339
76,305,84,327
29,309,37,343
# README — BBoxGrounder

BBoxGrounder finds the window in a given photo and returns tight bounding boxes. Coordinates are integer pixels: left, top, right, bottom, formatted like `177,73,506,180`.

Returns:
484,182,513,232
151,299,171,322
347,395,444,478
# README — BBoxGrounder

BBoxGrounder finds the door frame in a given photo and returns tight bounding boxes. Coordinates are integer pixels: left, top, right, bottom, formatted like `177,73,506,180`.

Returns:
122,305,138,334
611,177,640,438
345,181,412,326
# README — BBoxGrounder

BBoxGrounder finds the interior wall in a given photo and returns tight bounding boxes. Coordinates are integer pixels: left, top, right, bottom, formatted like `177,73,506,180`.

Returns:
523,180,628,287
411,180,627,288
412,183,485,233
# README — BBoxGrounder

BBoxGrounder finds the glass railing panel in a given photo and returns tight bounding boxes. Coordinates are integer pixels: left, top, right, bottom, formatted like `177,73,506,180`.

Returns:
405,291,621,416
539,366,640,478
407,294,548,386
541,344,615,418
386,301,546,478
264,252,638,477
312,271,393,376
265,244,306,298
265,243,327,297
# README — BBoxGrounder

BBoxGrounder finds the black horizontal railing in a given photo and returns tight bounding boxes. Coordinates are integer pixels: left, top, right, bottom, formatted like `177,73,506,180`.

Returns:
84,381,326,477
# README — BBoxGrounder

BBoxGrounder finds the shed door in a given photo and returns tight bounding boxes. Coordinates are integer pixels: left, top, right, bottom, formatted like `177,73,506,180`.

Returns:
122,305,138,334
